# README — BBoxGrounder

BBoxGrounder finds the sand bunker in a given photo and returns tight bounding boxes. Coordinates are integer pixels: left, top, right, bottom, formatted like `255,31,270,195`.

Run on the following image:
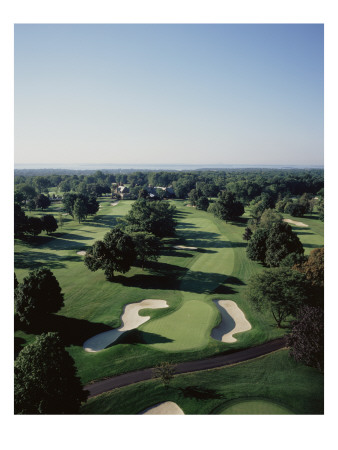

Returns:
173,245,198,250
111,202,119,206
83,299,168,352
140,402,184,415
76,251,87,256
283,218,309,227
211,300,251,343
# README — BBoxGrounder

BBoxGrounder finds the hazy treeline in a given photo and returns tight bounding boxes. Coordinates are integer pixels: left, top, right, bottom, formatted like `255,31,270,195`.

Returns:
14,168,323,204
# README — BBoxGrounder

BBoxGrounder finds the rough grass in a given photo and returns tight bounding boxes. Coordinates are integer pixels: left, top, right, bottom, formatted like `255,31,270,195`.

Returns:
81,349,324,415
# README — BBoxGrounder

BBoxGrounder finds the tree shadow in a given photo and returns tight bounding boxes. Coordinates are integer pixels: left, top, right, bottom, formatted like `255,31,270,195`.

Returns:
178,386,223,400
111,329,174,346
14,251,70,270
14,314,112,347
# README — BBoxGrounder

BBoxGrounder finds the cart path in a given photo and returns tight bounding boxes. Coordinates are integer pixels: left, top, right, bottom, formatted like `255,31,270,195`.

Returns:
84,337,286,398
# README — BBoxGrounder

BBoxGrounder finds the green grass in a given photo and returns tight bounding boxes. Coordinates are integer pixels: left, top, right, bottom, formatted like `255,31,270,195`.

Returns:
81,349,323,415
14,199,324,384
218,399,293,414
282,212,324,255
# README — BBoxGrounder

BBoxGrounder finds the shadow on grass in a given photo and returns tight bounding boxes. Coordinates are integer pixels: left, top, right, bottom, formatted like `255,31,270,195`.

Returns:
114,261,243,295
110,329,174,346
178,386,223,400
14,251,71,270
14,314,112,347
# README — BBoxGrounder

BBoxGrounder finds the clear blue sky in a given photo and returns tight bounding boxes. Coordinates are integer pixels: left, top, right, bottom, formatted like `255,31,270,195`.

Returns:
14,24,324,166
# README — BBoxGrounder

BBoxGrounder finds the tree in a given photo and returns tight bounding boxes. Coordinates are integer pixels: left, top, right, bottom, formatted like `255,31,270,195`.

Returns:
124,198,176,237
86,195,99,215
15,268,64,325
246,268,309,327
15,332,88,414
210,191,244,223
247,222,303,267
14,273,18,290
35,194,51,210
196,196,209,211
265,222,304,267
14,203,28,237
259,208,283,229
41,215,58,234
62,193,78,217
152,361,176,389
286,306,324,372
73,198,87,223
27,216,44,237
84,228,136,280
131,231,162,269
242,227,253,241
27,199,36,211
293,247,324,306
246,228,269,263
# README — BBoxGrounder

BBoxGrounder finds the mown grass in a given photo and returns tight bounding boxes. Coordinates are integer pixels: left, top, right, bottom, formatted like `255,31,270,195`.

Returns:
14,198,324,384
81,349,324,415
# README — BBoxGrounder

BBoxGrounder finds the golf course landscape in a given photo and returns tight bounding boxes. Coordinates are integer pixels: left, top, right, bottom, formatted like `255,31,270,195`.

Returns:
14,192,324,414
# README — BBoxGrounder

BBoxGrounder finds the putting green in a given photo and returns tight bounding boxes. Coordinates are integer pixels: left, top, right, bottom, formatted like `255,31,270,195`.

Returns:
219,398,294,414
141,299,217,352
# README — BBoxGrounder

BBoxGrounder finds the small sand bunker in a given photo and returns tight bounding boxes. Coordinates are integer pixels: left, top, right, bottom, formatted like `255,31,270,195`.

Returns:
111,202,119,206
211,300,251,343
77,251,87,256
173,245,198,250
83,299,168,352
283,218,309,227
140,402,184,415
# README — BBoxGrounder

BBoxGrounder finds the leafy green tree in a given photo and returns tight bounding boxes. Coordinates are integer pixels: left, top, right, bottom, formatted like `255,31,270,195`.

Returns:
14,273,18,290
14,203,28,237
124,198,176,237
85,228,136,280
259,209,283,228
27,199,36,211
242,227,253,241
131,231,162,269
14,190,25,205
62,193,78,217
265,222,304,267
317,198,324,221
246,228,269,263
196,196,209,211
210,191,244,223
35,194,51,210
246,268,309,327
86,195,100,215
15,332,88,414
41,215,58,234
152,361,176,389
73,198,87,223
284,201,307,217
286,306,324,372
15,268,64,325
27,216,44,237
17,184,37,201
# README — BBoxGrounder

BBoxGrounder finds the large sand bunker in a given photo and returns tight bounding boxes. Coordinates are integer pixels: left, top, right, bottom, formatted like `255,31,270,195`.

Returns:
140,402,184,415
173,245,198,250
211,300,251,343
283,218,309,227
83,299,168,352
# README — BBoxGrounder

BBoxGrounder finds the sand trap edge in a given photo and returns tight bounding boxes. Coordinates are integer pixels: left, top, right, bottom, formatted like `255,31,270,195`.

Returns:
211,300,252,343
140,401,184,415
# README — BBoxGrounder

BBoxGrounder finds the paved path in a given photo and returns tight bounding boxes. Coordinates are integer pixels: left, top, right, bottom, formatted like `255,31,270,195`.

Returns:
84,337,286,398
